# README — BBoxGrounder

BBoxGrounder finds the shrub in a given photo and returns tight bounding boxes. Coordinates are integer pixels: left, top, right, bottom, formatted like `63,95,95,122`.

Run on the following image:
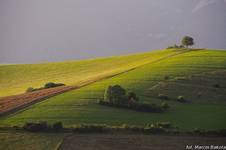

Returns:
177,96,186,103
160,102,170,110
144,126,165,134
213,84,220,88
175,76,186,80
26,87,35,93
197,92,202,98
164,76,170,80
44,82,65,89
167,44,184,49
52,122,63,131
156,122,172,128
99,101,164,113
158,94,168,100
133,103,164,113
127,92,139,102
72,124,106,133
121,124,130,129
23,122,48,132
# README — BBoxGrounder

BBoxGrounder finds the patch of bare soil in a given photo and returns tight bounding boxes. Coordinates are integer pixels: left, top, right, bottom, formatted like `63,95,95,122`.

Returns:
59,134,226,150
0,86,76,116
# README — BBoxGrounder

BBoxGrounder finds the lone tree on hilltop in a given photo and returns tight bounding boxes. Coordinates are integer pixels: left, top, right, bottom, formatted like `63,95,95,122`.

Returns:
181,36,194,48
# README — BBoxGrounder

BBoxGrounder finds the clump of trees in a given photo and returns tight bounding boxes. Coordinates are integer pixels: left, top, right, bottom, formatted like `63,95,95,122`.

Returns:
181,36,194,48
103,85,139,105
26,82,65,93
99,85,169,113
167,36,194,49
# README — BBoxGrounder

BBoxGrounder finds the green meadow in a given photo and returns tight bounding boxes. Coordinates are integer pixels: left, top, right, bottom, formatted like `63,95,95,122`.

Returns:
1,49,226,130
0,49,176,97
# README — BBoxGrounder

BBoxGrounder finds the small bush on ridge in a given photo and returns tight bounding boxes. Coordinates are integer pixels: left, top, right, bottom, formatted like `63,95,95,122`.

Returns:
177,96,186,103
158,94,169,100
52,122,63,131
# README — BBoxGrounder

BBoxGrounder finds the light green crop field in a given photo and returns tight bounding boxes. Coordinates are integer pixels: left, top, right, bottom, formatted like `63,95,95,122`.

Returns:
0,49,177,97
1,49,226,130
0,131,65,150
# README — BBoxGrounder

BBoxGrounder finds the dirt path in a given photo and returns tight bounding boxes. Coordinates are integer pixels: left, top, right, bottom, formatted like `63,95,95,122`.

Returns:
59,134,226,150
0,50,189,117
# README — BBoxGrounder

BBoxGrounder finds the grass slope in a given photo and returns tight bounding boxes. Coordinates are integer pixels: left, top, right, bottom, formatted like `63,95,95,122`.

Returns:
0,49,177,97
1,49,226,130
149,70,226,105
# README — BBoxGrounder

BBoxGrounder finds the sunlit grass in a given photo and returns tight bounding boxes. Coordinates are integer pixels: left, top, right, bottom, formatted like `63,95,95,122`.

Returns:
0,49,176,97
1,49,226,130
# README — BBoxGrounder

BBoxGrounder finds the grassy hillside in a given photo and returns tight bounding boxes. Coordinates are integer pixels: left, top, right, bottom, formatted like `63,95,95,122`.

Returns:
149,70,226,105
1,49,226,130
0,49,178,97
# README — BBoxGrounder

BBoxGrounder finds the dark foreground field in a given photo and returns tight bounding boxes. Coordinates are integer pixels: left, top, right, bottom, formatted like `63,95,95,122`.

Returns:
59,134,226,150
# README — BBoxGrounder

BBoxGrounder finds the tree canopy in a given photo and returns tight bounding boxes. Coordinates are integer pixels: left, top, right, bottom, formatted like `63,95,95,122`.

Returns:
181,36,194,48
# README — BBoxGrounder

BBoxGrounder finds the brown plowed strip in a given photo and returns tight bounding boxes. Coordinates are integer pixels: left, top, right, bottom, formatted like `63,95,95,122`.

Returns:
0,86,77,116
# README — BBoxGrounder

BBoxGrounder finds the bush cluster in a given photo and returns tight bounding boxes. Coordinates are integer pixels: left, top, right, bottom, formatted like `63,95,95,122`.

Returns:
20,122,226,136
26,82,65,93
167,44,184,49
23,121,63,132
192,128,226,137
104,85,139,105
101,85,169,113
177,96,186,103
213,84,220,88
72,122,172,134
72,124,106,133
44,82,65,89
158,94,169,100
99,100,168,113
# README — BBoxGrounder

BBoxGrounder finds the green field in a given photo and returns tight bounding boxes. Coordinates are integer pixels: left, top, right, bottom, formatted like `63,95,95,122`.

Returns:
1,49,226,130
149,70,226,105
0,49,177,97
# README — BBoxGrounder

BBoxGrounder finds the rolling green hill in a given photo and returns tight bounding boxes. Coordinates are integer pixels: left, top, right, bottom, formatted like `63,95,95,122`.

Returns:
1,49,226,130
0,49,178,97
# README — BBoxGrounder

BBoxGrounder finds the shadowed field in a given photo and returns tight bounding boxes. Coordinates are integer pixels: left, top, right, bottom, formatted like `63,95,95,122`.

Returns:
0,131,65,150
60,134,226,150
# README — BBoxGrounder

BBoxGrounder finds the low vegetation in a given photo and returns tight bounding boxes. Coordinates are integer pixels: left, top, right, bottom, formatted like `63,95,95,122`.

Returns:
177,96,186,103
23,121,63,132
12,122,226,137
26,82,65,93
